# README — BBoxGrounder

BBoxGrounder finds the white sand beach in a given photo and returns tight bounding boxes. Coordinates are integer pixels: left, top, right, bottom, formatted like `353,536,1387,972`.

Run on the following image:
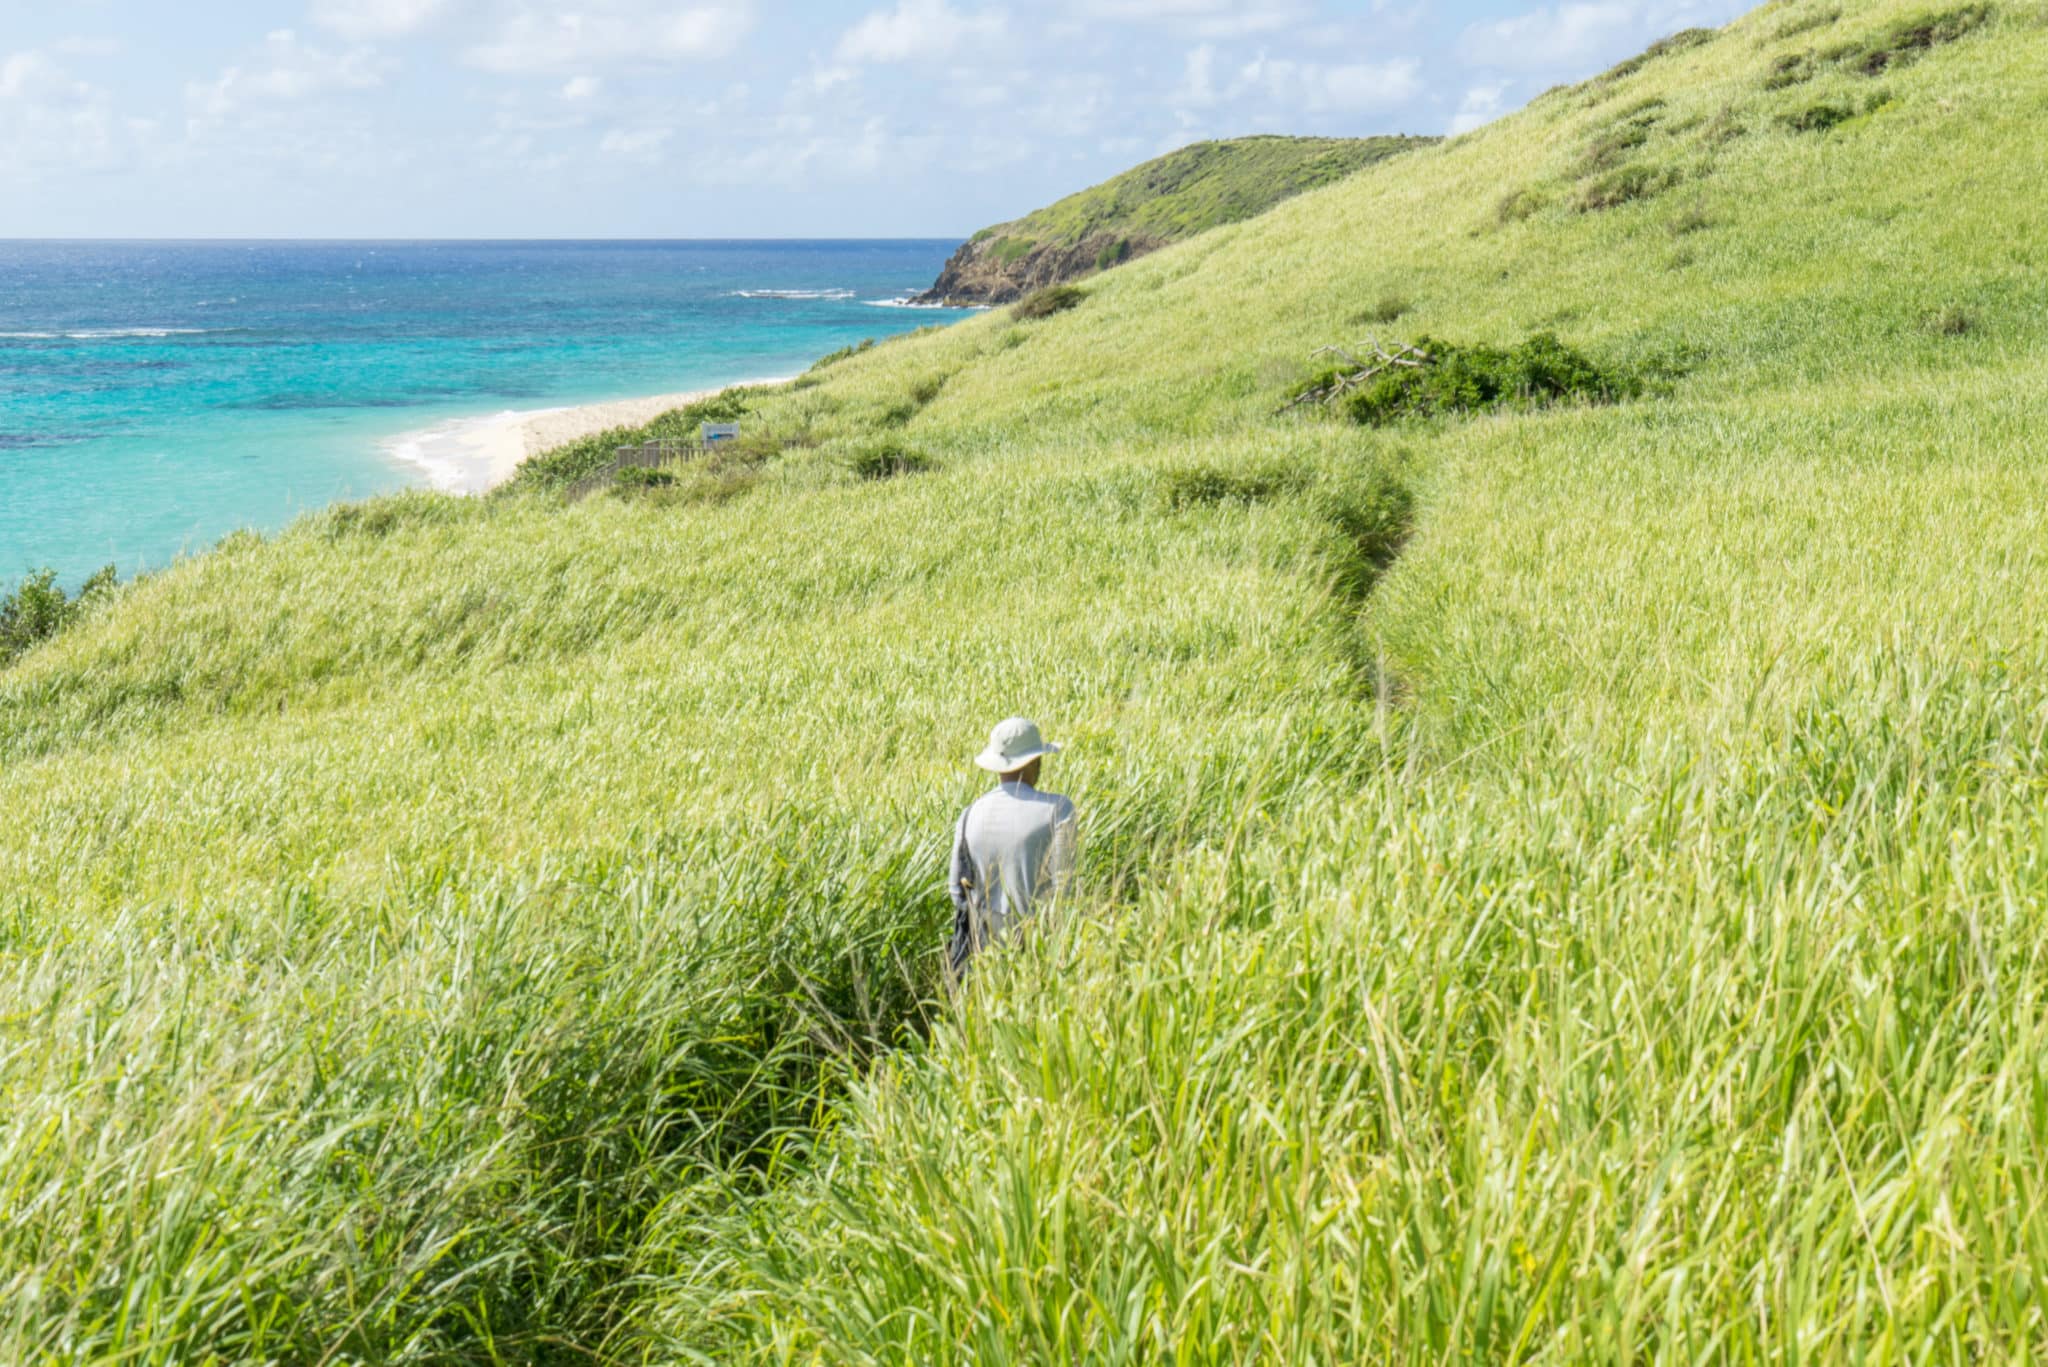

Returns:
382,381,793,495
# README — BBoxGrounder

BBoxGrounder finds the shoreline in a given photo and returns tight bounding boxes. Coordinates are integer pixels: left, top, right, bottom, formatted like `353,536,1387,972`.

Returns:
380,378,796,495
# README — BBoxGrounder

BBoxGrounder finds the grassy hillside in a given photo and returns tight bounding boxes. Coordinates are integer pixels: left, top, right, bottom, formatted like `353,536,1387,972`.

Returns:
913,134,1431,305
5,0,2048,1360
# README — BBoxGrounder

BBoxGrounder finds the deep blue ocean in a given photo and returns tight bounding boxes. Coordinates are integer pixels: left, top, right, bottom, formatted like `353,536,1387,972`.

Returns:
0,240,971,585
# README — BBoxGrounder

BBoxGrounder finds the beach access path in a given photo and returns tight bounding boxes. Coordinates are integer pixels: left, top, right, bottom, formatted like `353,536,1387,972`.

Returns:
384,380,794,495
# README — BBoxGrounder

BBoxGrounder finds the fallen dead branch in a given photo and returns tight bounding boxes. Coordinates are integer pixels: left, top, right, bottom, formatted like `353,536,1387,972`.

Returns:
1278,337,1433,415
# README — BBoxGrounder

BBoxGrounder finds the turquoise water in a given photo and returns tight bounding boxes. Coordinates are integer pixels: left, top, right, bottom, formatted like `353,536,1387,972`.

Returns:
0,240,972,585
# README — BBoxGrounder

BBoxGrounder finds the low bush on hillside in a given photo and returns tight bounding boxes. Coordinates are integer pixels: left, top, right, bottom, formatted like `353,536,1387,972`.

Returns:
624,466,763,507
1827,3,1993,74
1,566,115,669
879,374,951,428
318,491,472,540
1670,201,1713,235
1576,99,1668,178
1599,26,1717,83
1770,5,1841,42
614,466,677,489
1925,304,1976,336
1013,285,1087,321
1154,461,1308,511
1783,100,1858,132
1297,332,1639,427
1354,294,1414,325
1786,89,1894,132
846,440,933,481
1766,3,1994,93
1094,238,1133,272
1495,187,1547,224
1578,164,1676,211
1764,51,1815,87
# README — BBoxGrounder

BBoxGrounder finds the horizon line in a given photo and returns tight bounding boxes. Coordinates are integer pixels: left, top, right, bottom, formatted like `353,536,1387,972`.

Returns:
0,235,972,245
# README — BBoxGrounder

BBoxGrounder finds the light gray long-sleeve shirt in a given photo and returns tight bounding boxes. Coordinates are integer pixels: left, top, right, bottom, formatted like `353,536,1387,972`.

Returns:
949,781,1077,963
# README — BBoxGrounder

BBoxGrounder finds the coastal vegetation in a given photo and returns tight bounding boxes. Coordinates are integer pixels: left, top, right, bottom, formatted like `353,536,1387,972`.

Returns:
0,564,114,668
4,0,2048,1360
914,133,1434,305
1011,283,1088,321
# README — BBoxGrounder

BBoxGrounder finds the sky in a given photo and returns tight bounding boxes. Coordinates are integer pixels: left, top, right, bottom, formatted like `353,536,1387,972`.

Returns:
0,0,1755,238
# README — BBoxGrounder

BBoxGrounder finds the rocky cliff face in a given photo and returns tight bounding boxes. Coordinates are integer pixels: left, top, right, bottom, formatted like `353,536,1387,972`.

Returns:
912,230,1167,308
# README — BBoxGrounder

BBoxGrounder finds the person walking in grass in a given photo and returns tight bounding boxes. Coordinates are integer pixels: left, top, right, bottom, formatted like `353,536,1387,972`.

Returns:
949,718,1078,978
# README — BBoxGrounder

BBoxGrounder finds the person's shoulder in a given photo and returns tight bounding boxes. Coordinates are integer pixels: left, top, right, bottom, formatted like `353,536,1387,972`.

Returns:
1044,791,1076,820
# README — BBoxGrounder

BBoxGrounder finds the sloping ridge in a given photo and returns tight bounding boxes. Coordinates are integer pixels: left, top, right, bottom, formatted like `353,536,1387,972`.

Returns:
912,133,1434,305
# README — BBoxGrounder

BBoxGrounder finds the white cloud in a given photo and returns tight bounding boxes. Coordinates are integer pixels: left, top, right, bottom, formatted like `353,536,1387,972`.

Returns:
1079,0,1308,38
1450,81,1512,134
0,49,136,176
1235,53,1423,112
52,36,123,59
1458,1,1739,73
1176,43,1219,107
1459,2,1637,70
185,30,387,125
836,0,1007,64
561,75,602,100
599,124,672,160
310,0,454,41
465,3,755,74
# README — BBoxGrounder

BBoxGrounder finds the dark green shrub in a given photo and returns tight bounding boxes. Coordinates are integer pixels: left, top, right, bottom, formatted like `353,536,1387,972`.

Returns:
1,565,116,668
1014,285,1087,321
318,492,468,540
1704,106,1749,143
1764,52,1815,88
847,440,934,480
1599,26,1717,82
1578,100,1666,177
1354,294,1414,326
1496,188,1546,225
1827,3,1993,74
1783,101,1856,132
1925,305,1976,336
1578,164,1673,211
1670,202,1712,235
1771,6,1840,42
615,466,678,489
1579,126,1652,176
1094,238,1132,272
1155,461,1307,511
1338,333,1639,426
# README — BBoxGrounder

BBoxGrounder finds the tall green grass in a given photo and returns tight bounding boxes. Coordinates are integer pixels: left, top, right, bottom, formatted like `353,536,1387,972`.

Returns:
4,0,2048,1359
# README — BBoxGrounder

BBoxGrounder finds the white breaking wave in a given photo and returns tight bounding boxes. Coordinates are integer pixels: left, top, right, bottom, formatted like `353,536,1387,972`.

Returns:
864,297,991,311
0,327,217,340
732,288,856,301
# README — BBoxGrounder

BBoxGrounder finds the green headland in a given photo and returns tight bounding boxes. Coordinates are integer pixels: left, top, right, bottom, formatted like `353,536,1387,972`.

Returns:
911,132,1434,305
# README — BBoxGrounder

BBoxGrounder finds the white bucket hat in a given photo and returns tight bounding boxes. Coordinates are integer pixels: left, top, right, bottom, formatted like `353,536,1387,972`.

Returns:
975,717,1062,774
